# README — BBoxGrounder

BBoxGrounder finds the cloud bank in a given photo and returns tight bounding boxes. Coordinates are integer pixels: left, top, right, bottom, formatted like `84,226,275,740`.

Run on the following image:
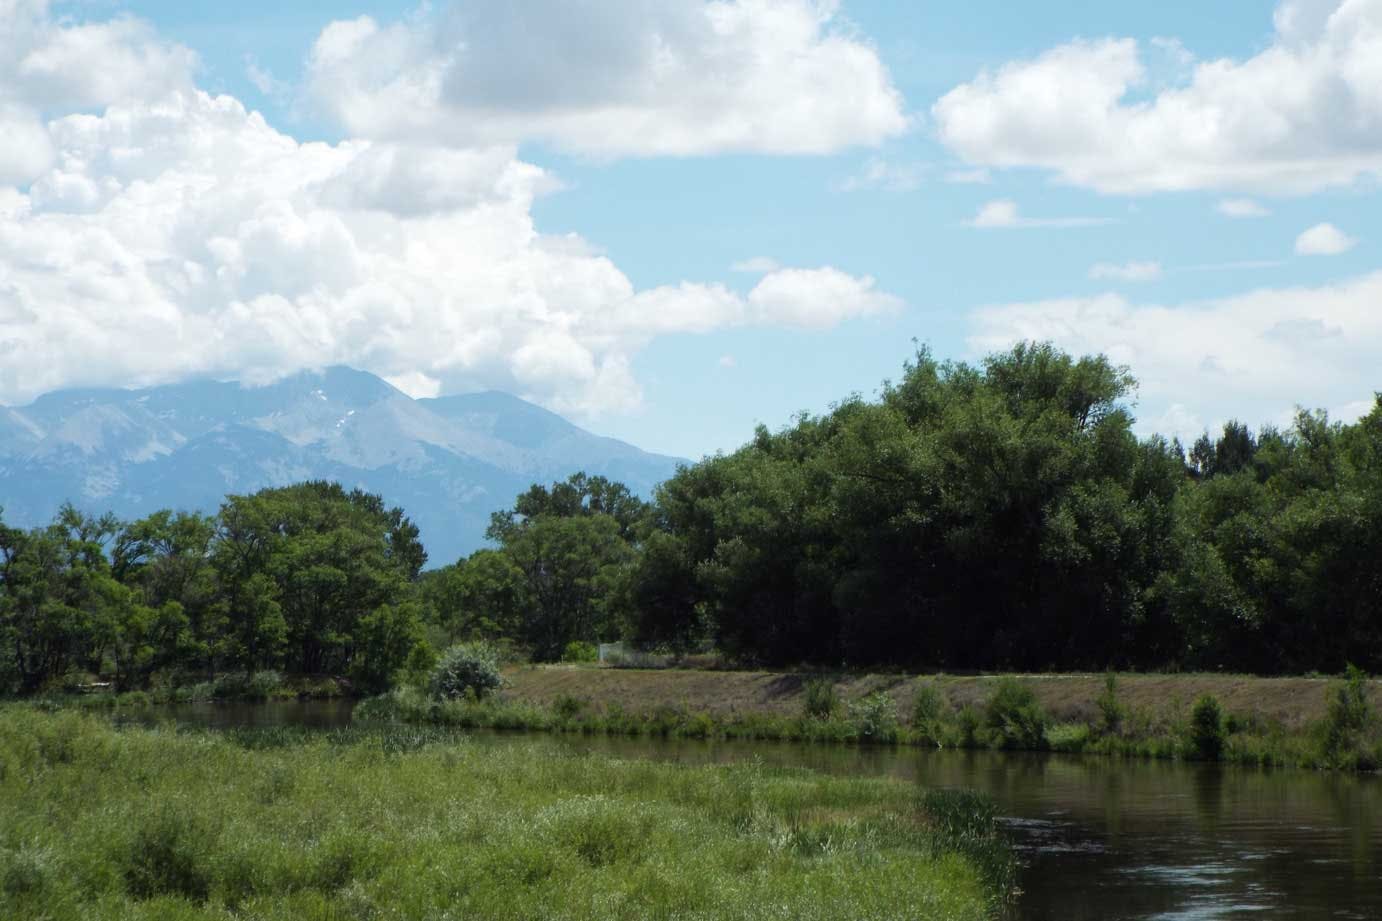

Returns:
306,0,908,157
0,2,903,416
934,0,1382,194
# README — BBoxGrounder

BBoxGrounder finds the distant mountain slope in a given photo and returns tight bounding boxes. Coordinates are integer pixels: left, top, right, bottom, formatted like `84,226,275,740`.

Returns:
0,368,685,564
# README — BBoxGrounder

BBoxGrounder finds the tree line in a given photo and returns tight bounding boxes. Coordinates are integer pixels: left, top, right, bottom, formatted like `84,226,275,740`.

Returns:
422,342,1382,675
4,342,1381,691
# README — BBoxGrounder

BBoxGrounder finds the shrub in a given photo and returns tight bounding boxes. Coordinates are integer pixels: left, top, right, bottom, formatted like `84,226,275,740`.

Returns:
848,691,898,743
561,641,599,664
911,683,945,728
984,679,1047,750
428,643,503,701
552,694,587,720
1188,694,1225,761
956,706,982,747
802,677,839,720
247,670,283,700
1320,665,1375,769
1095,672,1124,736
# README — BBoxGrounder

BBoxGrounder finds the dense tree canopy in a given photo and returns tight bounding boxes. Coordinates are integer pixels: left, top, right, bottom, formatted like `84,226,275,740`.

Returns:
619,344,1381,673
3,344,1380,690
1,483,429,693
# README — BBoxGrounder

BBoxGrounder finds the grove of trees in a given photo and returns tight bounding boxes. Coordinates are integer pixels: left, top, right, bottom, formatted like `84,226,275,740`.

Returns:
4,343,1380,692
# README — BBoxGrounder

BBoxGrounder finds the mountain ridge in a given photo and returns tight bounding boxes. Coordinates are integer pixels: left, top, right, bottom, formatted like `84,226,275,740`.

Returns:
0,368,685,564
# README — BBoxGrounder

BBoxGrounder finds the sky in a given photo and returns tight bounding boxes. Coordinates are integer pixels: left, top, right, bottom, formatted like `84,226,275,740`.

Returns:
1,0,1380,459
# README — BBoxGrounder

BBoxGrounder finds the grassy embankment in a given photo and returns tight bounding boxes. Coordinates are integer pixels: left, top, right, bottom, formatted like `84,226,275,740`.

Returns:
0,706,1013,920
361,666,1382,772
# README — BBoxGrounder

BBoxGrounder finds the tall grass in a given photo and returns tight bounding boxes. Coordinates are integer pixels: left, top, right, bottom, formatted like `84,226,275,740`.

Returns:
0,706,1012,920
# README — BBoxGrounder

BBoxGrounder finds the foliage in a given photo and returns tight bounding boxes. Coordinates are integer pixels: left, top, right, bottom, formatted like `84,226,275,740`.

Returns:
984,679,1048,750
1188,694,1226,761
1095,672,1124,736
802,677,839,720
561,641,598,664
1319,665,1377,769
6,341,1382,689
849,691,900,743
0,485,429,695
428,643,503,701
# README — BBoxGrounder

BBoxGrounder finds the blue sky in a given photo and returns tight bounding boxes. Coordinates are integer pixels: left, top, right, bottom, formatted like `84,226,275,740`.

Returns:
4,1,1380,458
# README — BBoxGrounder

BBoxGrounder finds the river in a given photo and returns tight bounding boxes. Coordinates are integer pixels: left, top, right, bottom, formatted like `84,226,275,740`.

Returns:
134,700,1380,919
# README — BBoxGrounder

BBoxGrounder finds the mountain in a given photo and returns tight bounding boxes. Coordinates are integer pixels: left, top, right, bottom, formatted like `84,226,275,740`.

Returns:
0,368,685,564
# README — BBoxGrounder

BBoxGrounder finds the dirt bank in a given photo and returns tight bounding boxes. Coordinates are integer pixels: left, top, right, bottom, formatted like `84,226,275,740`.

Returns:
504,666,1380,730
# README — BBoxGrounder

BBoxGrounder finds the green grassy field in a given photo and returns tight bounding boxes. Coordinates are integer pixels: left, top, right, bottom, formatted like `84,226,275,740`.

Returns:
0,706,1013,920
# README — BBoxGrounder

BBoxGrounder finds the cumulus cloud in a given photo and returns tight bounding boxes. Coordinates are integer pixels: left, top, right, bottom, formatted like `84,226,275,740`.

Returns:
305,0,908,157
1217,198,1271,218
967,199,1112,229
0,0,197,185
934,0,1382,194
1088,261,1163,282
0,7,900,418
968,272,1382,442
1295,222,1357,255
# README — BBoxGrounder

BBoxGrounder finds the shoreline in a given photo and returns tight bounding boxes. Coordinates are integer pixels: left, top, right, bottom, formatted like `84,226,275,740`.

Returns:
357,665,1382,773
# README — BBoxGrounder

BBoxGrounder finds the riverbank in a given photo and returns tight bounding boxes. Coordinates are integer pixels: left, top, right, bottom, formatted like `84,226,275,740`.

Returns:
360,665,1382,772
0,706,1012,920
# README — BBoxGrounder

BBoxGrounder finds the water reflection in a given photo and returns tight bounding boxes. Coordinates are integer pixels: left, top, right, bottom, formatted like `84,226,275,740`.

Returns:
128,701,1380,920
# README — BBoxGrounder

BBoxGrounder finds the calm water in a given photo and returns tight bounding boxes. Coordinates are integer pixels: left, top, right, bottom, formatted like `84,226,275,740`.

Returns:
143,701,1380,919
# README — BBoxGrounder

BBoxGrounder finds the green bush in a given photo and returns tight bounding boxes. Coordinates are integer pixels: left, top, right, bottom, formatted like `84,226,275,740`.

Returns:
848,691,899,743
552,694,587,720
1095,672,1124,736
561,641,599,663
802,677,839,720
984,679,1047,750
1188,694,1225,761
1320,665,1375,769
911,683,945,727
248,670,283,700
428,643,503,701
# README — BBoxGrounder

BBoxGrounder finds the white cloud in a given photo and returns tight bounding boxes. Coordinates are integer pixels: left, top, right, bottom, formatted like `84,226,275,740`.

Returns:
731,256,781,274
838,156,925,192
967,272,1382,442
1088,261,1163,282
967,199,1113,229
306,0,909,157
746,267,902,328
718,355,736,368
1295,222,1357,255
0,0,197,184
1217,198,1271,218
933,1,1382,194
0,8,900,419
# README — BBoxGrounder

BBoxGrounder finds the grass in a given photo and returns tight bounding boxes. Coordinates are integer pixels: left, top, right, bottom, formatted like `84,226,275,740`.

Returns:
0,705,1014,920
362,667,1382,773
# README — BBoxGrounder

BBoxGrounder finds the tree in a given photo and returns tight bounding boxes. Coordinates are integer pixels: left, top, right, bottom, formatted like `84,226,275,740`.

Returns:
498,514,632,660
212,482,427,675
